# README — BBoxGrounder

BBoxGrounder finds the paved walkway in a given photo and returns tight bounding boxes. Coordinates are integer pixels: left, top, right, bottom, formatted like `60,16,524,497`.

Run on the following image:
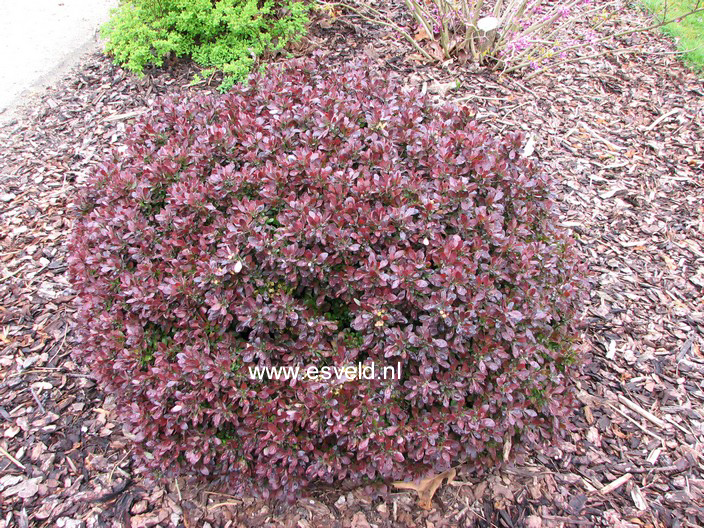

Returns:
0,0,116,117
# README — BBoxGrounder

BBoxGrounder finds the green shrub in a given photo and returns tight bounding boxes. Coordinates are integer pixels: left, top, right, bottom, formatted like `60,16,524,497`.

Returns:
101,0,310,91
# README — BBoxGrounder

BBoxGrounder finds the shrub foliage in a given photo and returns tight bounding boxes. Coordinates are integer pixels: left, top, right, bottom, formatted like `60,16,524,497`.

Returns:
102,0,309,91
69,59,586,499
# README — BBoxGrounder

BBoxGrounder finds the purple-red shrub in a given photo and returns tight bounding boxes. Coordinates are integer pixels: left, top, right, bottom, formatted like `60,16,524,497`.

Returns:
69,58,586,499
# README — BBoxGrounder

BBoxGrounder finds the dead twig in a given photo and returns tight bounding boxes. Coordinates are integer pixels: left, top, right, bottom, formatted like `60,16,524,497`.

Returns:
599,473,632,495
108,450,132,484
646,108,683,132
618,394,667,429
0,445,26,470
29,386,45,414
607,402,665,443
104,110,147,123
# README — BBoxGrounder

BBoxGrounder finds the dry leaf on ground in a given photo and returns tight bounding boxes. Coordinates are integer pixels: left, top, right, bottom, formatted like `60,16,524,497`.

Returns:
392,468,456,509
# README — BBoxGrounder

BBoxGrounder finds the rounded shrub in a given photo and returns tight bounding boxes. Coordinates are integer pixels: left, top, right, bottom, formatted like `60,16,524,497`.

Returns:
101,0,310,92
69,58,586,499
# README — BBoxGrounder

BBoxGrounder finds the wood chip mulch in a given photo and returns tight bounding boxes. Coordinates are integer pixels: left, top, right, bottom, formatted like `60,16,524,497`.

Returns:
0,1,703,526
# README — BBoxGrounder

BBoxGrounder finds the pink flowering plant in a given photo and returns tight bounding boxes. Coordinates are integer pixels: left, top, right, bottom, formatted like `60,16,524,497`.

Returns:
404,0,620,70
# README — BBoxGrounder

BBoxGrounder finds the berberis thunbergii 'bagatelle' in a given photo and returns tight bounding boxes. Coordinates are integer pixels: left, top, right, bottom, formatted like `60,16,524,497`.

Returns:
69,57,587,500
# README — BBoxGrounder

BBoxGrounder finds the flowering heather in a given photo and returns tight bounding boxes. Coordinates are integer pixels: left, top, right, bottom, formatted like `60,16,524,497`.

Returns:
69,58,587,499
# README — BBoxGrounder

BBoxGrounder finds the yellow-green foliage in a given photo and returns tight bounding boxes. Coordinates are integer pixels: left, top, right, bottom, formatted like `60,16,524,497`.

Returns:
643,0,704,71
102,0,310,91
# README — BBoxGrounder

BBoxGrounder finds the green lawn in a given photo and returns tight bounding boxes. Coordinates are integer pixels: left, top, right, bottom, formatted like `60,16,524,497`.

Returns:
643,0,704,70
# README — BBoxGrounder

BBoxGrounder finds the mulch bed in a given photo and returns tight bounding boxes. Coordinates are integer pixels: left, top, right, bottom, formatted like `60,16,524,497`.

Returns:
1,1,703,526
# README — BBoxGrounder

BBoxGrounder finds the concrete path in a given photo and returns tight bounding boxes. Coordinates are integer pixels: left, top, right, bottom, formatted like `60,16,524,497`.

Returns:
0,0,117,118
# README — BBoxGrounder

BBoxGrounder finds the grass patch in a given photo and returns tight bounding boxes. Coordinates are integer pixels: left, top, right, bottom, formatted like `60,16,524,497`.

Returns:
643,0,704,71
